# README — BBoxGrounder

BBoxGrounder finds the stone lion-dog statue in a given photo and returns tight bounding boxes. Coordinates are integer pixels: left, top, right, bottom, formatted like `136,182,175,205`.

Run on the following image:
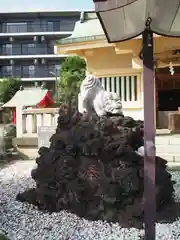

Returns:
78,75,123,117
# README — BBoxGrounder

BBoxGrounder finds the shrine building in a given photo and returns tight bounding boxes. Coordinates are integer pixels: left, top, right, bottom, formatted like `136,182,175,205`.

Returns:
55,11,180,129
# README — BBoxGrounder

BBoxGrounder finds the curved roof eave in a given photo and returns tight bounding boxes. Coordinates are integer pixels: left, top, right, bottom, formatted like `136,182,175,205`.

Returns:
56,33,161,47
57,34,106,45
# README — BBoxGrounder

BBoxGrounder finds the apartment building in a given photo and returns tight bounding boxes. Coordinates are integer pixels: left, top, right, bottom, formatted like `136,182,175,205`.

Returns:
0,11,80,89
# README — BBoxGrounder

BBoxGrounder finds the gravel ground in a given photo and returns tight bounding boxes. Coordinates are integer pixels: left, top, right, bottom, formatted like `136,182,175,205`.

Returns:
0,161,180,240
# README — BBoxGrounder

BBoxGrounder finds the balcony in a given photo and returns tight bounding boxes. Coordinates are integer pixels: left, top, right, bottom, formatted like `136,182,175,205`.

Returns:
0,54,67,60
0,22,74,37
0,66,59,81
0,44,68,59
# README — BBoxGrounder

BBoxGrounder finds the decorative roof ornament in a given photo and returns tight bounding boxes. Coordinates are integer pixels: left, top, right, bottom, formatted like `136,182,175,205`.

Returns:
169,61,175,75
80,11,85,23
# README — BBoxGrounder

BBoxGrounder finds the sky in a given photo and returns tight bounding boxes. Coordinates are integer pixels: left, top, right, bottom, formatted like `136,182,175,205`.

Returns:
0,0,94,12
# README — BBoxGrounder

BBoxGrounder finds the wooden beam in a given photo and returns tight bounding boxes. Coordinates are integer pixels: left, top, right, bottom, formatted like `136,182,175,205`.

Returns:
84,50,95,57
132,57,142,69
156,72,180,79
114,47,133,55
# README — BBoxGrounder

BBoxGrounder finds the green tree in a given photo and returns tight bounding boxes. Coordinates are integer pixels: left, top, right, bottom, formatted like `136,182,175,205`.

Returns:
56,56,86,105
0,77,21,103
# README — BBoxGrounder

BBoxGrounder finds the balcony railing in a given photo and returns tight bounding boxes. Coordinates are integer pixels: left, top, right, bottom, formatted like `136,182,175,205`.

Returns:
0,45,54,56
0,67,59,79
0,22,76,34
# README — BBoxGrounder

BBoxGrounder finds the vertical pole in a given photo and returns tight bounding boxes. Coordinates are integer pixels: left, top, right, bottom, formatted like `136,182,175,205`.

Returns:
142,18,156,240
55,75,57,102
16,105,23,138
54,69,57,103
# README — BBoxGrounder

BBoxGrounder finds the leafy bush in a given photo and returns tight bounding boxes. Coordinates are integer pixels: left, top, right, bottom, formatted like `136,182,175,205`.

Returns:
56,56,86,105
0,233,9,240
0,77,21,104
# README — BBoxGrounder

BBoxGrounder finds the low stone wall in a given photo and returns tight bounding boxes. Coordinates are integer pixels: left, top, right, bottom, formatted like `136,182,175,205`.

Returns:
14,134,180,165
156,134,180,162
168,112,180,133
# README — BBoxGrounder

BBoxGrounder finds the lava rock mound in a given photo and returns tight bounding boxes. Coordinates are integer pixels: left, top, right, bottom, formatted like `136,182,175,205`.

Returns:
17,104,175,226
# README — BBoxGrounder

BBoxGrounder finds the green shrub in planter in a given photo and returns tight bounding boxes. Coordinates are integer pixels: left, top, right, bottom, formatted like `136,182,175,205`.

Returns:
3,124,16,150
0,233,9,240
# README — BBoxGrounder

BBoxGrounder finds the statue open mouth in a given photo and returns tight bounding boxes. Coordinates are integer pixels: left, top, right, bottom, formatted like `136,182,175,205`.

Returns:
78,75,123,117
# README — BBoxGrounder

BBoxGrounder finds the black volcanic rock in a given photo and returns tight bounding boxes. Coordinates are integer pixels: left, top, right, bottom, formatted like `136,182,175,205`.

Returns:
16,104,175,226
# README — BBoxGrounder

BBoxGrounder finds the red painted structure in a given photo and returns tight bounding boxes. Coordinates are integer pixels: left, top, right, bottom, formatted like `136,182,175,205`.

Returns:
10,90,54,124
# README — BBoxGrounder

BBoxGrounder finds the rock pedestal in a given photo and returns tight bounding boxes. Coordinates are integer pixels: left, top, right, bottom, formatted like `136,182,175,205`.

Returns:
17,104,175,227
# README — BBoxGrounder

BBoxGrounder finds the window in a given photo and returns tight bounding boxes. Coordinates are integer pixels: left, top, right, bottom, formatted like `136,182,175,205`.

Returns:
22,43,36,55
5,22,27,33
22,43,46,55
22,66,29,77
60,20,76,31
35,66,48,78
3,44,12,55
31,21,40,32
49,64,61,76
46,43,54,54
13,44,21,55
29,65,35,77
99,75,138,102
37,43,46,54
47,21,54,31
2,66,13,77
53,21,60,31
22,65,35,78
55,64,61,72
28,43,35,48
14,66,21,78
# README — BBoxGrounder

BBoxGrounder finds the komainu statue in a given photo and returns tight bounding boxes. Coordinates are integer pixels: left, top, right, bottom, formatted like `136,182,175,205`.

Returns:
78,75,123,117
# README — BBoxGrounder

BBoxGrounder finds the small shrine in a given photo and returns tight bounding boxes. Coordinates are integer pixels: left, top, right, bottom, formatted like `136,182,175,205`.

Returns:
2,87,54,124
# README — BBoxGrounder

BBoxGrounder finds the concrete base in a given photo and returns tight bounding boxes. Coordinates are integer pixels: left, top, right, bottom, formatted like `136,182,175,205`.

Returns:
156,134,180,165
13,137,38,160
13,137,38,147
13,134,180,163
123,108,144,120
17,147,39,160
167,162,180,167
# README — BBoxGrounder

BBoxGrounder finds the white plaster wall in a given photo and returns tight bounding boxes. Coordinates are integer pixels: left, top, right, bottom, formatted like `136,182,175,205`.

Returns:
123,108,144,120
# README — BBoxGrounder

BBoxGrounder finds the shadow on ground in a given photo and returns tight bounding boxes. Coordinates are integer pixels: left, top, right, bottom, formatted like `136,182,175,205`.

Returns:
0,153,21,170
156,166,180,223
156,202,180,224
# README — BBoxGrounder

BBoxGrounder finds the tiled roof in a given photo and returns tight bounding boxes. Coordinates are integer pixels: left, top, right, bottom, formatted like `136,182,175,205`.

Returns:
57,12,105,44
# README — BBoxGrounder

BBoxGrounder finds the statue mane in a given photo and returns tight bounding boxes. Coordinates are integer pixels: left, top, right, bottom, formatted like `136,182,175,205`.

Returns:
80,75,103,92
78,75,123,117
